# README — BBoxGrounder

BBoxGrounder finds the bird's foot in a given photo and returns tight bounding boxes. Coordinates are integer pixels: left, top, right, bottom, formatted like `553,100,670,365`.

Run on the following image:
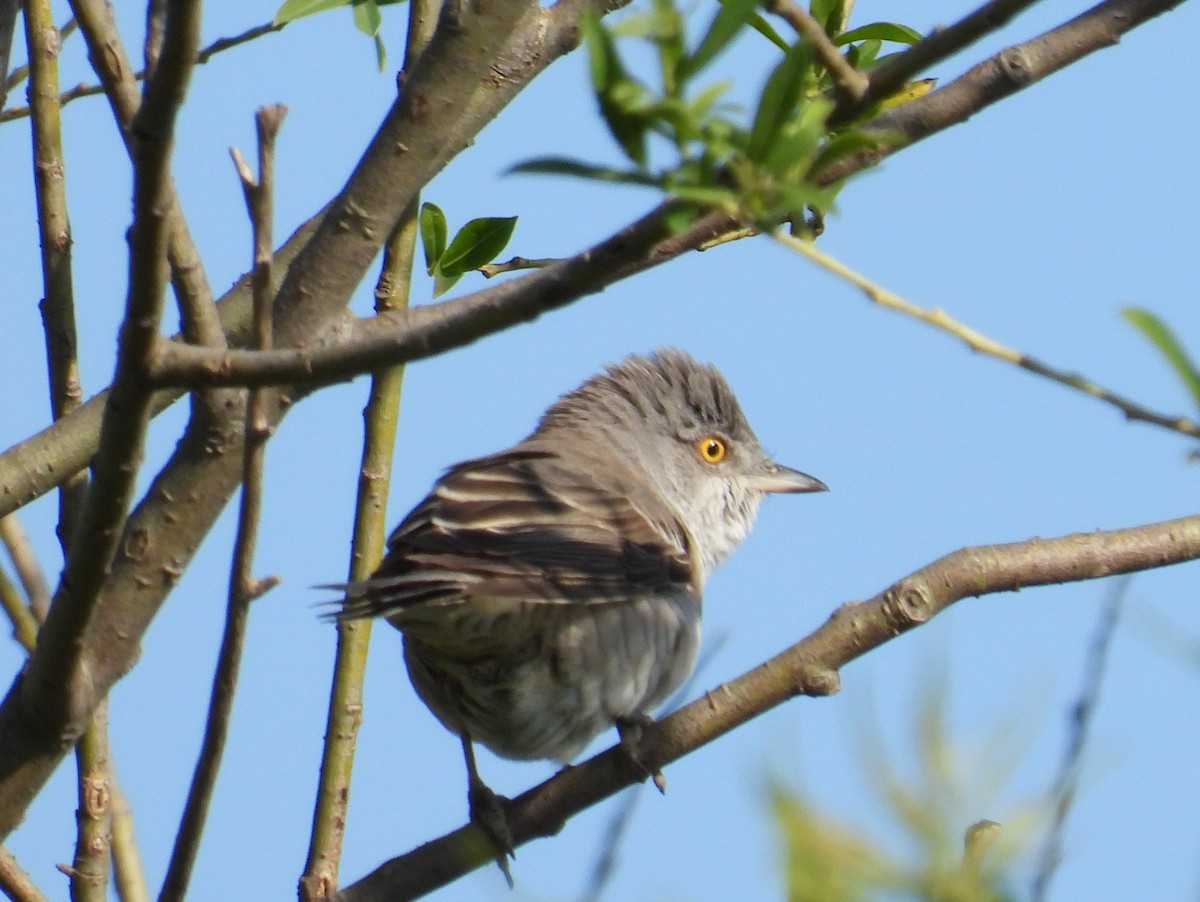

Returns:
468,777,516,887
616,714,666,794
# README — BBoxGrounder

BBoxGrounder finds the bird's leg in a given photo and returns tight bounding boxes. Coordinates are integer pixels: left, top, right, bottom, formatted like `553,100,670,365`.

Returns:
461,732,515,887
615,713,666,794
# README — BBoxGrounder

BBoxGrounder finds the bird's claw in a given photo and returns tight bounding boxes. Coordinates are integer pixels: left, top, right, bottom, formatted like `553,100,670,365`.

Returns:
616,714,666,793
468,778,515,887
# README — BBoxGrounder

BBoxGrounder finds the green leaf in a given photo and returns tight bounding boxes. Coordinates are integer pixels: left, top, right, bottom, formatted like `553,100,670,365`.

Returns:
582,14,649,164
439,216,519,277
432,271,462,299
372,32,386,71
809,128,897,176
748,44,811,162
746,12,790,53
834,22,923,46
844,39,880,70
274,0,349,25
352,0,381,35
509,157,660,186
418,203,447,275
666,184,739,210
582,12,620,93
1123,308,1200,410
809,0,844,34
682,0,758,78
650,0,685,96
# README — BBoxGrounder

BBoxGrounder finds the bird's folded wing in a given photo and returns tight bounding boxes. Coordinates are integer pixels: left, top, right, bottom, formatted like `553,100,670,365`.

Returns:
338,446,695,621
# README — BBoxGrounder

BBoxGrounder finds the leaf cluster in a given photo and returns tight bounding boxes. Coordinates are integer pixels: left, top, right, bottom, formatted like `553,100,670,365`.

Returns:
514,0,922,228
419,203,518,298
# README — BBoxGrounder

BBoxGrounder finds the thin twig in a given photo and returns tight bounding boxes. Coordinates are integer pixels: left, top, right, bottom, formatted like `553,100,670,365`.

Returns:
0,19,284,122
0,565,37,652
110,787,148,902
160,103,286,902
67,0,225,350
0,516,50,620
0,847,50,902
766,0,867,102
774,231,1200,440
69,702,112,902
478,256,558,278
301,4,437,894
1031,575,1128,902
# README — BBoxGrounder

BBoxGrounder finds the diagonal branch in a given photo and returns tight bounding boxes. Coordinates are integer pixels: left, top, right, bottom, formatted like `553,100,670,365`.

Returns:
776,231,1200,439
0,0,203,837
330,512,1200,901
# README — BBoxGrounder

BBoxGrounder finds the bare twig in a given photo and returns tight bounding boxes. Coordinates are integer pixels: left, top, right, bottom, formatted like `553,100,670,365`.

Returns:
0,565,37,652
766,0,868,102
68,0,224,349
1031,575,1128,902
69,703,112,902
331,513,1200,901
160,104,286,902
0,516,50,620
110,787,148,902
0,19,285,122
23,0,88,542
0,847,50,902
302,5,437,893
774,231,1200,440
196,20,285,65
0,0,19,111
478,256,558,278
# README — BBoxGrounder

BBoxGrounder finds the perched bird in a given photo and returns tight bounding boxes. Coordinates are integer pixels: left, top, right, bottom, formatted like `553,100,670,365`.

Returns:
336,348,826,868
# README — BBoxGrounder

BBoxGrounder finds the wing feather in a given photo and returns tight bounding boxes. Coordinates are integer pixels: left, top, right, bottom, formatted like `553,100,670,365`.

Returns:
338,443,694,622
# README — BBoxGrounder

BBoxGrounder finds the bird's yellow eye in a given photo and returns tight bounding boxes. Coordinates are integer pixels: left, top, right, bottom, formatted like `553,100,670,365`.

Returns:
696,436,727,464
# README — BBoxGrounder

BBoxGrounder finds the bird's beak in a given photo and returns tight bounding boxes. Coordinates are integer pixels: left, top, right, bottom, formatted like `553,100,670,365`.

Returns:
752,462,828,495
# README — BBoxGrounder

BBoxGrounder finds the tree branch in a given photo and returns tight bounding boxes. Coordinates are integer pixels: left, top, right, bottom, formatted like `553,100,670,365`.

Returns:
68,0,224,348
0,0,202,839
767,0,867,103
330,513,1200,901
160,104,286,902
0,19,286,123
302,2,437,894
776,231,1200,439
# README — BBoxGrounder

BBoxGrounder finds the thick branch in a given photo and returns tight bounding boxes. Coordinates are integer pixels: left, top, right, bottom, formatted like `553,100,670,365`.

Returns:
331,513,1200,901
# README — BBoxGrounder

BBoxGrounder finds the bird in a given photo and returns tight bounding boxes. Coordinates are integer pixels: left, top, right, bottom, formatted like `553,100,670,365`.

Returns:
334,348,827,872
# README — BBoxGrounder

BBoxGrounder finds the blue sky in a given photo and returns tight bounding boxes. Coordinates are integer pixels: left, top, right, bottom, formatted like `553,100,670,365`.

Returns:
4,2,1200,900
